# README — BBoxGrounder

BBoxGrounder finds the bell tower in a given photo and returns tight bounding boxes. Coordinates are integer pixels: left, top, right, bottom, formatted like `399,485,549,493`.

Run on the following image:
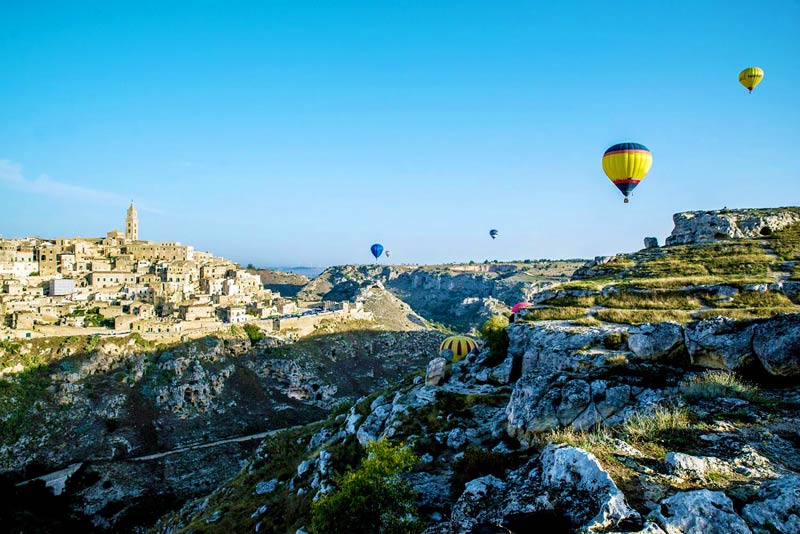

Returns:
126,201,139,241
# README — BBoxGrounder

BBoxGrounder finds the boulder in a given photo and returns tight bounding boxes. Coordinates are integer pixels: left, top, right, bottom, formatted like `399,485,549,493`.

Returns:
684,317,756,370
426,357,448,386
664,452,728,479
649,490,751,534
741,475,800,534
628,322,684,361
752,314,800,377
535,444,640,531
507,375,636,443
450,445,639,533
644,237,659,249
665,209,800,246
450,475,507,534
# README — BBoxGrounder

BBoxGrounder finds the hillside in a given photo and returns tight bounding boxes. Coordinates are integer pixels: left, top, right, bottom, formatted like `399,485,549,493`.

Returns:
248,269,310,297
149,208,800,534
0,322,444,530
297,261,583,331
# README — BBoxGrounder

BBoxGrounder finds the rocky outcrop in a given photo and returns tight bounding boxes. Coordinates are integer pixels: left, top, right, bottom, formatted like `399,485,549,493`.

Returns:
742,475,800,534
648,490,752,534
450,445,639,533
506,372,669,442
666,208,800,246
684,317,757,370
628,322,684,361
752,314,800,377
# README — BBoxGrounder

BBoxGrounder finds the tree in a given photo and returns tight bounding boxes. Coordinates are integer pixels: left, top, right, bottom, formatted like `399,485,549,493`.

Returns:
311,440,421,534
480,315,509,366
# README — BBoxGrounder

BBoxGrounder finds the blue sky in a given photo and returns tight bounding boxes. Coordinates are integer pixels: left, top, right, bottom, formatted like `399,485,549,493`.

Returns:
1,1,798,267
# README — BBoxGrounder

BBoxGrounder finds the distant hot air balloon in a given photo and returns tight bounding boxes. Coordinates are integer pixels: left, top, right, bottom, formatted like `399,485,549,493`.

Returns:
601,142,653,203
739,67,764,93
439,335,478,362
385,250,391,258
370,243,384,261
511,302,532,314
489,229,499,240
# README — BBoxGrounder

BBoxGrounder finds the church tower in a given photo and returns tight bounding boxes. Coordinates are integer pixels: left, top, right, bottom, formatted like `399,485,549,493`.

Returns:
126,201,139,241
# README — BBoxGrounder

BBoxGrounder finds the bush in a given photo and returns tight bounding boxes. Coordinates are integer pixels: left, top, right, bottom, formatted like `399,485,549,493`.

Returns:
242,323,265,344
310,440,421,534
480,315,509,365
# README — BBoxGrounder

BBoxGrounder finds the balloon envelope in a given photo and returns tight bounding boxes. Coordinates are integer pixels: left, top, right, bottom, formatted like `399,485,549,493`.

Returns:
512,302,532,314
370,243,384,259
601,142,652,201
739,67,764,93
439,336,478,362
489,229,499,239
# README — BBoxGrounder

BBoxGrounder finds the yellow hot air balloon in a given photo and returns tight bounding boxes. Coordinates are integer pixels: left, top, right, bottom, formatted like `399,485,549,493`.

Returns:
439,335,478,362
601,142,653,203
739,67,764,93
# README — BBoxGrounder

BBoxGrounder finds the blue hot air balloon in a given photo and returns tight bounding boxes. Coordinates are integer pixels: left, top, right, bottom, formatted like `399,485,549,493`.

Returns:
370,243,384,261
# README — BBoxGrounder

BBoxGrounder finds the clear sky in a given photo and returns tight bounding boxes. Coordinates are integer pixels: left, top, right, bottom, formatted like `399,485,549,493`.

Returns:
1,1,798,267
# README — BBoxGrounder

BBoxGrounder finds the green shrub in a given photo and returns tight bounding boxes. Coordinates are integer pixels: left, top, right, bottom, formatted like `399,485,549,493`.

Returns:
242,323,265,344
310,440,421,534
480,315,509,365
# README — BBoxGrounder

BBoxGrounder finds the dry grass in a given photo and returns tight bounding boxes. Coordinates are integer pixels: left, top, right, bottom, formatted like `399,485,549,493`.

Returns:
571,316,603,327
694,307,797,321
543,294,598,307
604,354,628,366
769,221,800,261
681,371,759,401
595,309,693,325
719,290,795,309
519,307,589,321
599,290,701,310
618,275,773,290
623,406,692,443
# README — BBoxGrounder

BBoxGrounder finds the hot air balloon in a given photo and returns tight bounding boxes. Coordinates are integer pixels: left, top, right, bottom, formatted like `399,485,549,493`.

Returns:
370,243,384,261
439,335,478,362
489,229,499,240
739,67,764,93
511,302,532,314
601,142,653,203
385,250,391,258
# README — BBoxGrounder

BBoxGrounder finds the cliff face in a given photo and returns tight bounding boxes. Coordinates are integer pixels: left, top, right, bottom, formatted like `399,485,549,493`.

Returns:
298,262,583,331
0,326,444,530
666,207,800,246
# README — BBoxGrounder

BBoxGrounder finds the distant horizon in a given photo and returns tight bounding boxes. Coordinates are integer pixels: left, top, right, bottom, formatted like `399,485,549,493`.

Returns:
2,2,798,265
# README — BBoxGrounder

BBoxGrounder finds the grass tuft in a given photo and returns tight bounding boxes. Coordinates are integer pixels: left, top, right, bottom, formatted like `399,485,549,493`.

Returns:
681,371,759,401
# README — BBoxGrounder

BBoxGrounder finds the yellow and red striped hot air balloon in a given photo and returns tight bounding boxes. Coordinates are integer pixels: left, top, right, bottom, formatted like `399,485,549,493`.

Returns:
439,335,478,362
601,142,653,203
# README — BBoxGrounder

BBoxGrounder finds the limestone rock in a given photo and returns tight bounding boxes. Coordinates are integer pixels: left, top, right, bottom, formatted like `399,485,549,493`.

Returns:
426,357,448,386
741,475,800,534
665,209,800,246
628,322,684,361
649,490,751,534
644,237,659,249
665,452,728,479
535,444,640,531
685,317,756,370
450,475,507,534
752,314,800,377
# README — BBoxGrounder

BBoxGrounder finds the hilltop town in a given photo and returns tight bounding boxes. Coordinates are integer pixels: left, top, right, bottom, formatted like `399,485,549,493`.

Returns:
0,203,367,342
